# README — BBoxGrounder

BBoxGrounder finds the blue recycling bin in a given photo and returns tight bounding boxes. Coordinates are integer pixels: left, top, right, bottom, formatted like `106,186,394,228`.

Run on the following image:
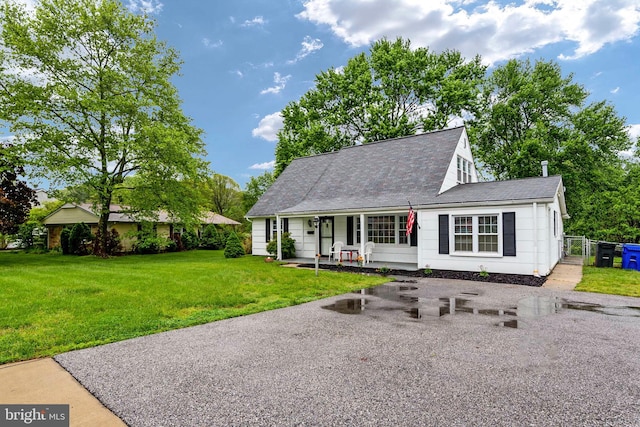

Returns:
621,244,640,271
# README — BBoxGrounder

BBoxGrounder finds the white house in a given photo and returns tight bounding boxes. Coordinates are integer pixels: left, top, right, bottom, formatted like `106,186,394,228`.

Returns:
246,126,568,277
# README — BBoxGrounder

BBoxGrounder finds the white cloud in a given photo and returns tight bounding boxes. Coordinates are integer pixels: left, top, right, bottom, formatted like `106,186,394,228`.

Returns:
627,124,640,141
252,112,284,141
610,86,620,94
287,36,324,64
249,61,275,69
249,161,276,170
260,73,291,95
297,0,640,64
127,0,163,14
202,38,223,49
242,16,267,27
624,124,640,157
233,70,244,78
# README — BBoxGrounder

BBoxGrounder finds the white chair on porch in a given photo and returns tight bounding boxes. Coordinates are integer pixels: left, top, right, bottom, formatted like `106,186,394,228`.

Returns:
364,241,375,264
329,241,344,262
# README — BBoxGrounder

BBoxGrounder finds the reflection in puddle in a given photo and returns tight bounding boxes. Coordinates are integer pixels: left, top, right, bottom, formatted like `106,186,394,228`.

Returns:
517,296,562,317
498,320,520,329
323,298,367,314
406,306,450,319
323,284,640,328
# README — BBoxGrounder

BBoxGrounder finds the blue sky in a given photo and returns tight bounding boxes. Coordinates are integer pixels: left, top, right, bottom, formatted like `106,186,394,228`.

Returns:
17,0,640,188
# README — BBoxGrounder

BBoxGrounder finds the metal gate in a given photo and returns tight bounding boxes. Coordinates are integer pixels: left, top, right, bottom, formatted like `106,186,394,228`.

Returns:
563,235,590,264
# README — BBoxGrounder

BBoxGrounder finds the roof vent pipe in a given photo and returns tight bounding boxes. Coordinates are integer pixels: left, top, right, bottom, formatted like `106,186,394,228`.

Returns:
541,160,548,177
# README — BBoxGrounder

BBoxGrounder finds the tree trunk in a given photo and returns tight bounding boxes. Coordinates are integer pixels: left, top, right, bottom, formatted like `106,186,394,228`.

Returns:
96,194,112,258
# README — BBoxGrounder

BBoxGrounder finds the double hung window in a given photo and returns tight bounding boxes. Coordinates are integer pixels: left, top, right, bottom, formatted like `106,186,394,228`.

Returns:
453,214,499,254
457,156,472,183
367,216,396,244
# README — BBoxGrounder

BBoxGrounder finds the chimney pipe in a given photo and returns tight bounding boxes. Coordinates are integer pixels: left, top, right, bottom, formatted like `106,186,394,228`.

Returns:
541,160,548,177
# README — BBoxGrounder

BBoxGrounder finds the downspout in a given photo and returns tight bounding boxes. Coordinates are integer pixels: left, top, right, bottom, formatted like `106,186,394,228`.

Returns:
360,213,365,258
532,202,540,277
276,214,282,261
546,206,551,274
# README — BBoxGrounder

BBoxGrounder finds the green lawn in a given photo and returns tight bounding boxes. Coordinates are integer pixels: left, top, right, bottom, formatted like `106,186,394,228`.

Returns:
575,265,640,297
0,251,387,364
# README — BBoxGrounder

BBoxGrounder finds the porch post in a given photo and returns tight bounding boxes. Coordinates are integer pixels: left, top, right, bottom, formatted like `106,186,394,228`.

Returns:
532,203,539,277
360,213,365,258
276,214,282,260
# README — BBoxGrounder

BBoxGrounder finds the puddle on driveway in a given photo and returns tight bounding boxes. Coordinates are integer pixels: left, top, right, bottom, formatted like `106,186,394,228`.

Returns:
321,284,640,328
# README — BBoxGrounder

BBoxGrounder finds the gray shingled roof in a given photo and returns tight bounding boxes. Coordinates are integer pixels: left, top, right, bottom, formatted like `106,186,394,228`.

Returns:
432,175,563,205
246,126,563,217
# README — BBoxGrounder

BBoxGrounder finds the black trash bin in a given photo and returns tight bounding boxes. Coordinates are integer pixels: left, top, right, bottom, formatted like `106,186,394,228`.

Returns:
595,242,616,267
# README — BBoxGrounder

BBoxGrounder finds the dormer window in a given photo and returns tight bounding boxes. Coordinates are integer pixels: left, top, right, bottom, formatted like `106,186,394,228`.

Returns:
457,155,472,183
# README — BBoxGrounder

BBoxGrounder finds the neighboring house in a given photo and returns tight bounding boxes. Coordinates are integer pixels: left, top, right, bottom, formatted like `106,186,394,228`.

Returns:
34,189,53,206
246,126,568,277
43,203,240,251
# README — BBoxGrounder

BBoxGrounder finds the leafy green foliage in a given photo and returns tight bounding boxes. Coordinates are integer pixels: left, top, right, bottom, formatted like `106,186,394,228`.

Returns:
92,228,122,255
275,37,486,175
206,173,242,218
266,232,296,259
181,230,200,251
243,171,275,212
224,232,245,258
201,224,225,250
0,0,208,256
134,236,171,254
60,227,71,255
69,223,93,255
469,58,633,240
470,59,588,179
241,233,252,255
0,233,10,250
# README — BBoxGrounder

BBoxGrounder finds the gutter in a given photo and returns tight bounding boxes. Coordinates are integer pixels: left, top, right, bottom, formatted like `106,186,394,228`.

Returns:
249,197,558,218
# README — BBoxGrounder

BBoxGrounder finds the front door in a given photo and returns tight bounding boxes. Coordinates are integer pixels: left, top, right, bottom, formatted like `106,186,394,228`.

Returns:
319,216,334,256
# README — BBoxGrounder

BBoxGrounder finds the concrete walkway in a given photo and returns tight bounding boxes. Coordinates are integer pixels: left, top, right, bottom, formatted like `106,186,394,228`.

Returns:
0,358,125,426
543,256,584,291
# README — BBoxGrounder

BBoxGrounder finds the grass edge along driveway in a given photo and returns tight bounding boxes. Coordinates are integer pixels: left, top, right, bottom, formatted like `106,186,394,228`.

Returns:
0,251,387,364
575,265,640,297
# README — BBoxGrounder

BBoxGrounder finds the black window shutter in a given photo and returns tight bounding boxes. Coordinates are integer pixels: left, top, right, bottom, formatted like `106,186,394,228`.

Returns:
410,218,418,247
346,217,354,246
438,215,449,254
503,212,516,256
265,218,270,243
283,218,289,233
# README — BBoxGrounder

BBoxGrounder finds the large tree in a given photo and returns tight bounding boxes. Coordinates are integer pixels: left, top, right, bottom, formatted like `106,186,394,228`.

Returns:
275,37,486,175
0,144,37,235
0,0,208,255
469,58,632,238
243,171,274,212
206,173,241,218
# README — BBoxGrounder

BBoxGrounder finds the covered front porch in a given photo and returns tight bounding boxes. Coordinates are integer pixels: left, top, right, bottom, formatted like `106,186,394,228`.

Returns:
273,210,418,265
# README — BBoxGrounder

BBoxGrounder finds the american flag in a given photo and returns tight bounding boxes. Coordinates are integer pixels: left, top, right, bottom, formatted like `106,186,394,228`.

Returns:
406,206,415,237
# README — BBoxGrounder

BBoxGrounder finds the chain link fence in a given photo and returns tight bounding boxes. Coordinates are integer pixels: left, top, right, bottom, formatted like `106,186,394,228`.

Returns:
564,235,624,266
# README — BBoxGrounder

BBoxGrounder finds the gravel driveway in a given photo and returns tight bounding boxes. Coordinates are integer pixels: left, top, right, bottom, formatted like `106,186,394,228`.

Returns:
55,278,640,426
